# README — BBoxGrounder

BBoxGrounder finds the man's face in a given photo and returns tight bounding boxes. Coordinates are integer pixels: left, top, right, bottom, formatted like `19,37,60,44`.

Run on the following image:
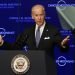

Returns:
32,7,45,26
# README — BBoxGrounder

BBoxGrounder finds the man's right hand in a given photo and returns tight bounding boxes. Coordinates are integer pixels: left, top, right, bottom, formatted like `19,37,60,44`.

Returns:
0,35,4,46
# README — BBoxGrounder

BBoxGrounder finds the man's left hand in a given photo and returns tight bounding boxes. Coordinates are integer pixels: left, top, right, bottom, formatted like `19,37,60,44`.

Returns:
61,35,70,48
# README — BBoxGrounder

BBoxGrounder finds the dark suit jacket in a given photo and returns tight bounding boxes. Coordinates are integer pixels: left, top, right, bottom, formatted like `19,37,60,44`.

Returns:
2,23,68,54
1,23,69,75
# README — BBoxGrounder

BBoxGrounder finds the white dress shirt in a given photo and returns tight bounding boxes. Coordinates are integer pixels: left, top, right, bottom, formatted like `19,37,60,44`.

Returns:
35,22,46,38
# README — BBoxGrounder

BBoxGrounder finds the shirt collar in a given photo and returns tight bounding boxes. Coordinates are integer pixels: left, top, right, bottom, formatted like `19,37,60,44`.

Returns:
35,21,46,29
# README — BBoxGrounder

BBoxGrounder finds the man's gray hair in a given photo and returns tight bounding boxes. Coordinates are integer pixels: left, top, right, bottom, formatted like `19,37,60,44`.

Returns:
31,4,45,13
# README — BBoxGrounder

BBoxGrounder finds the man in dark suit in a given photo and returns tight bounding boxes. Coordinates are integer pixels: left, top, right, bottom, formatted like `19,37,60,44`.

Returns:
0,4,69,75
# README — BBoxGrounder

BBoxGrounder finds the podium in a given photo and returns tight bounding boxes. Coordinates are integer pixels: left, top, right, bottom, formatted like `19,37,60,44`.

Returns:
0,50,46,75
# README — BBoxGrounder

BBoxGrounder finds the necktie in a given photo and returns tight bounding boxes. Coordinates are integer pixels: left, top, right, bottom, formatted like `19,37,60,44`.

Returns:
36,27,40,47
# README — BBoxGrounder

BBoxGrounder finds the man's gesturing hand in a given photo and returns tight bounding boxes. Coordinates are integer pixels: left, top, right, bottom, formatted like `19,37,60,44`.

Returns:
0,35,4,46
61,36,70,48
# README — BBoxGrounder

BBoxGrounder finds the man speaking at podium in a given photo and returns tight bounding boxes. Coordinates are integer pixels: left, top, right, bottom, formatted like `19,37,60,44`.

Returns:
0,4,69,75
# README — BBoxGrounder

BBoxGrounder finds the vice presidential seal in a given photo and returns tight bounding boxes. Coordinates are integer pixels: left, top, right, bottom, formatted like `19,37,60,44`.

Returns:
11,54,30,74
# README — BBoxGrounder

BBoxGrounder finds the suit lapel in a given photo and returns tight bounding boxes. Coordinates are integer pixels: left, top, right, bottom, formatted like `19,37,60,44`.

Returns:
38,24,48,47
31,25,36,47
